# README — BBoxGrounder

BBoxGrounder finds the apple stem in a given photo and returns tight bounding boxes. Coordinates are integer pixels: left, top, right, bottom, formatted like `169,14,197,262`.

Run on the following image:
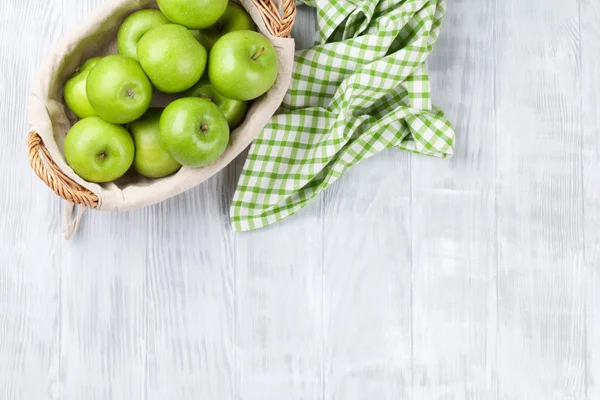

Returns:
201,124,209,132
251,47,265,60
199,95,213,102
99,153,106,160
75,67,81,73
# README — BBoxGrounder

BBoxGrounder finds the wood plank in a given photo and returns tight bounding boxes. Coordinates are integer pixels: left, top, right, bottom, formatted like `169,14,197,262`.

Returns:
59,189,236,400
233,213,323,400
321,156,413,397
144,185,235,400
410,1,498,398
495,0,587,397
580,0,600,396
60,213,148,400
0,0,63,398
231,8,323,400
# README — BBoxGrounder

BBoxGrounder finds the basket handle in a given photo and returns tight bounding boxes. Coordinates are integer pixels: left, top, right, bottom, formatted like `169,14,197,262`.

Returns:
26,0,296,207
252,0,297,38
27,131,99,207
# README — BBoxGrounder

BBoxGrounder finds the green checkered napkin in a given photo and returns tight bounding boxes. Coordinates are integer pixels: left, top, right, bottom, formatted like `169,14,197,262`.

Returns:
230,0,455,231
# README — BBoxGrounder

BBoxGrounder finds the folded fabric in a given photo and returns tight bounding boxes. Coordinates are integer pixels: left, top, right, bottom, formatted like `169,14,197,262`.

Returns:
230,0,455,231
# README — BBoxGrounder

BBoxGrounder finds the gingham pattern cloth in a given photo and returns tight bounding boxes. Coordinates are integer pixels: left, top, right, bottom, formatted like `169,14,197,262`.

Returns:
230,0,455,231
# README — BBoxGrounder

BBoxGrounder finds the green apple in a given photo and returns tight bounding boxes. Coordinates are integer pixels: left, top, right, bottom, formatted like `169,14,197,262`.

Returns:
117,9,170,60
86,55,153,124
137,24,207,93
183,79,248,129
160,98,229,167
157,0,228,29
128,108,181,178
63,57,101,119
64,117,134,183
191,2,255,51
208,30,278,101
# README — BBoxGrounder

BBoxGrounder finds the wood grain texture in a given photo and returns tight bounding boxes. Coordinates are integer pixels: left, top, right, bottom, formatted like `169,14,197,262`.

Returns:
411,1,498,397
1,0,599,399
144,186,235,400
233,207,323,400
322,151,413,400
0,0,63,399
495,0,587,398
581,0,600,397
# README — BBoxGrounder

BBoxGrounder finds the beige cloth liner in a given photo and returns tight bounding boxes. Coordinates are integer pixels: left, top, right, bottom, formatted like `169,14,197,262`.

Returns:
28,0,295,213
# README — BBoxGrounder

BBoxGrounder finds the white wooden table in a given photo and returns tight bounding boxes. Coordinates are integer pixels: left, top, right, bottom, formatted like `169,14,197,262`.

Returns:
1,0,598,399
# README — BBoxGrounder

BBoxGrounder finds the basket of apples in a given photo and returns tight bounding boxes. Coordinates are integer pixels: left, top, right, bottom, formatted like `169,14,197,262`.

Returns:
26,0,295,235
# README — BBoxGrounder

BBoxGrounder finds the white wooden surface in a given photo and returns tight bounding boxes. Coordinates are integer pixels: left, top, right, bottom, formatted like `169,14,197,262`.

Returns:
0,0,598,398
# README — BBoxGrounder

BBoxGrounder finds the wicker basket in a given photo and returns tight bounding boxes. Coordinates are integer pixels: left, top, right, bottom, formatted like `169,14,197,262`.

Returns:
26,0,296,214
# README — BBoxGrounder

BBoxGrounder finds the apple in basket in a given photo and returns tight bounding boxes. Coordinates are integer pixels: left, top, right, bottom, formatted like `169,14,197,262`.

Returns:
190,1,256,51
64,117,135,183
159,98,230,167
137,24,208,94
86,54,153,124
128,108,182,179
117,9,170,61
209,30,279,101
157,0,228,29
183,78,248,129
63,57,101,119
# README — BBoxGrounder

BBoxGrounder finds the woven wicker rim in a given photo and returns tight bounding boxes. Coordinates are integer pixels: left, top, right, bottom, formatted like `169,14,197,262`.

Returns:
27,0,296,208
